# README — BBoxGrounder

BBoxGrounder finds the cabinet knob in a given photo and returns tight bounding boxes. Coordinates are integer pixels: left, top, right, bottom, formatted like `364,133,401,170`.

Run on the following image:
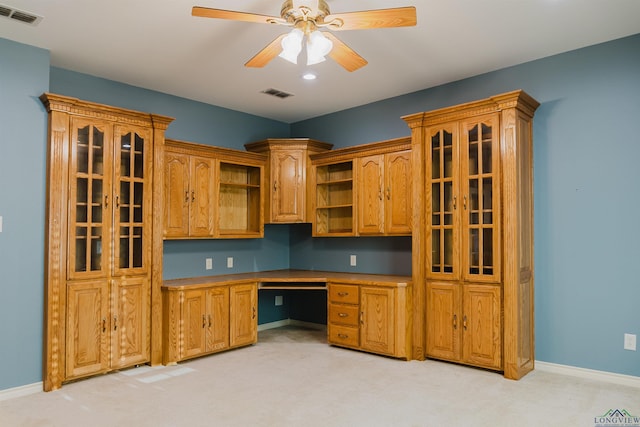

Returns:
113,315,118,331
338,312,348,318
102,317,106,333
191,190,195,202
252,307,256,319
386,187,391,200
104,195,109,208
453,196,457,210
463,315,468,331
202,314,206,328
208,314,212,328
184,191,189,203
453,314,458,330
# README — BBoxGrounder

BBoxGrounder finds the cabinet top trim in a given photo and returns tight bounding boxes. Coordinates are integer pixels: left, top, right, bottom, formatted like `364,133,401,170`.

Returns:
401,89,540,128
244,138,334,153
310,136,411,164
165,138,267,164
39,92,174,129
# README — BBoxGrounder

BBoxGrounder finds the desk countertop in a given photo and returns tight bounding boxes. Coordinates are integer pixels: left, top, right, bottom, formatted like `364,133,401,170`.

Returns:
163,269,412,291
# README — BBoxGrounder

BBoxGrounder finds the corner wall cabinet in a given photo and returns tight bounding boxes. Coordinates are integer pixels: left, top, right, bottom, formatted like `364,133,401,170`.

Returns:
245,138,333,223
162,139,267,239
310,137,412,237
327,280,412,359
40,93,173,391
162,281,258,364
403,90,539,379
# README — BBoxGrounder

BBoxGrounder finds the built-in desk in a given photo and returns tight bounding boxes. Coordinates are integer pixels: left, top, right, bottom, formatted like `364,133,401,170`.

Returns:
162,270,412,363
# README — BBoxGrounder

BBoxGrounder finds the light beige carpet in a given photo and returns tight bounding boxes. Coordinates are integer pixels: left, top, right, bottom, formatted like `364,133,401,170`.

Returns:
0,325,638,427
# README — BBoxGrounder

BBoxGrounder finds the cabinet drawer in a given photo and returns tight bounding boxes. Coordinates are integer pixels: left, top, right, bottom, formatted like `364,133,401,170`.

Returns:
328,284,359,304
328,324,359,347
328,303,360,326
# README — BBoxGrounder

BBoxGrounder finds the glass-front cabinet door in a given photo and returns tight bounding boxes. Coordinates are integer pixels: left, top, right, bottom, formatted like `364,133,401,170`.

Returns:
112,125,151,276
68,118,112,280
461,114,501,283
427,123,460,281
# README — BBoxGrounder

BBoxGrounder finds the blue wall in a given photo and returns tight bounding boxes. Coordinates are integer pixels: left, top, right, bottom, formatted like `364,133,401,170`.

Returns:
1,32,639,391
0,39,50,389
292,34,640,377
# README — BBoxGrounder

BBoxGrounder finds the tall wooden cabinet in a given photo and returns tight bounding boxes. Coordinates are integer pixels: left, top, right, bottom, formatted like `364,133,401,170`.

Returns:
245,138,333,223
403,90,539,379
40,93,173,391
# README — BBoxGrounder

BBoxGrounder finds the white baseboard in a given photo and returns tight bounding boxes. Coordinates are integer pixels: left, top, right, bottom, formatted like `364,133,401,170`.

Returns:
258,319,326,331
536,361,640,388
0,382,42,401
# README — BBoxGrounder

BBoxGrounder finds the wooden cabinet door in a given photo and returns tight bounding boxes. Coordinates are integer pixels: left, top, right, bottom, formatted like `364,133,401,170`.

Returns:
357,155,384,235
229,284,257,347
462,284,502,369
182,289,207,359
111,276,150,368
385,150,412,234
164,152,190,237
360,286,395,355
271,149,305,223
426,282,461,361
206,287,230,352
189,156,215,237
66,280,110,379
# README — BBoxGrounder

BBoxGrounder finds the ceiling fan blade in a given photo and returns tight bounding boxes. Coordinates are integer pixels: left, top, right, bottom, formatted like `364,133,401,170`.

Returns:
192,6,281,24
245,34,287,68
323,33,368,72
324,7,417,31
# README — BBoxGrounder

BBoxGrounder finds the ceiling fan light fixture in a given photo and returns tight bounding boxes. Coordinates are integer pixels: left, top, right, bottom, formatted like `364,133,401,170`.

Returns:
306,30,332,65
278,28,304,64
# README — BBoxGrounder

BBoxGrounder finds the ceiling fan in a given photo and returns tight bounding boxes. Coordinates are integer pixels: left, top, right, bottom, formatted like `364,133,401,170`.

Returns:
192,0,417,72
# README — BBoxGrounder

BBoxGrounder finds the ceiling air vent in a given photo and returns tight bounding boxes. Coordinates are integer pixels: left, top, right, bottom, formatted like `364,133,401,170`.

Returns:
0,4,42,25
261,88,294,99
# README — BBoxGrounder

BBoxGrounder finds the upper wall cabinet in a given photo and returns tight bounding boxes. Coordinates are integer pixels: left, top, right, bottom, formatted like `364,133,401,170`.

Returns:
164,149,215,238
403,90,539,379
310,137,412,237
245,138,332,224
357,143,412,236
163,139,267,239
40,93,173,391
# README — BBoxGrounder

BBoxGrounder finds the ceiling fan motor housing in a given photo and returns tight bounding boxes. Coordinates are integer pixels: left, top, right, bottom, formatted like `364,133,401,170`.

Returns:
280,0,330,25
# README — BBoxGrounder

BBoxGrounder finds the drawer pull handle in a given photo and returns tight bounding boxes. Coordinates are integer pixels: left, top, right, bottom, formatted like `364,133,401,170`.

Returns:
338,313,348,317
338,333,349,339
337,292,349,297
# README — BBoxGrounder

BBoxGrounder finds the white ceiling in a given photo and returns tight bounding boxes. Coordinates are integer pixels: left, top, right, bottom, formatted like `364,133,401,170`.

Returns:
2,0,640,123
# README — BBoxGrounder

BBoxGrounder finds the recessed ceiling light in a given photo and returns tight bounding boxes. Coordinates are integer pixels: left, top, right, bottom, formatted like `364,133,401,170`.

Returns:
302,73,317,80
